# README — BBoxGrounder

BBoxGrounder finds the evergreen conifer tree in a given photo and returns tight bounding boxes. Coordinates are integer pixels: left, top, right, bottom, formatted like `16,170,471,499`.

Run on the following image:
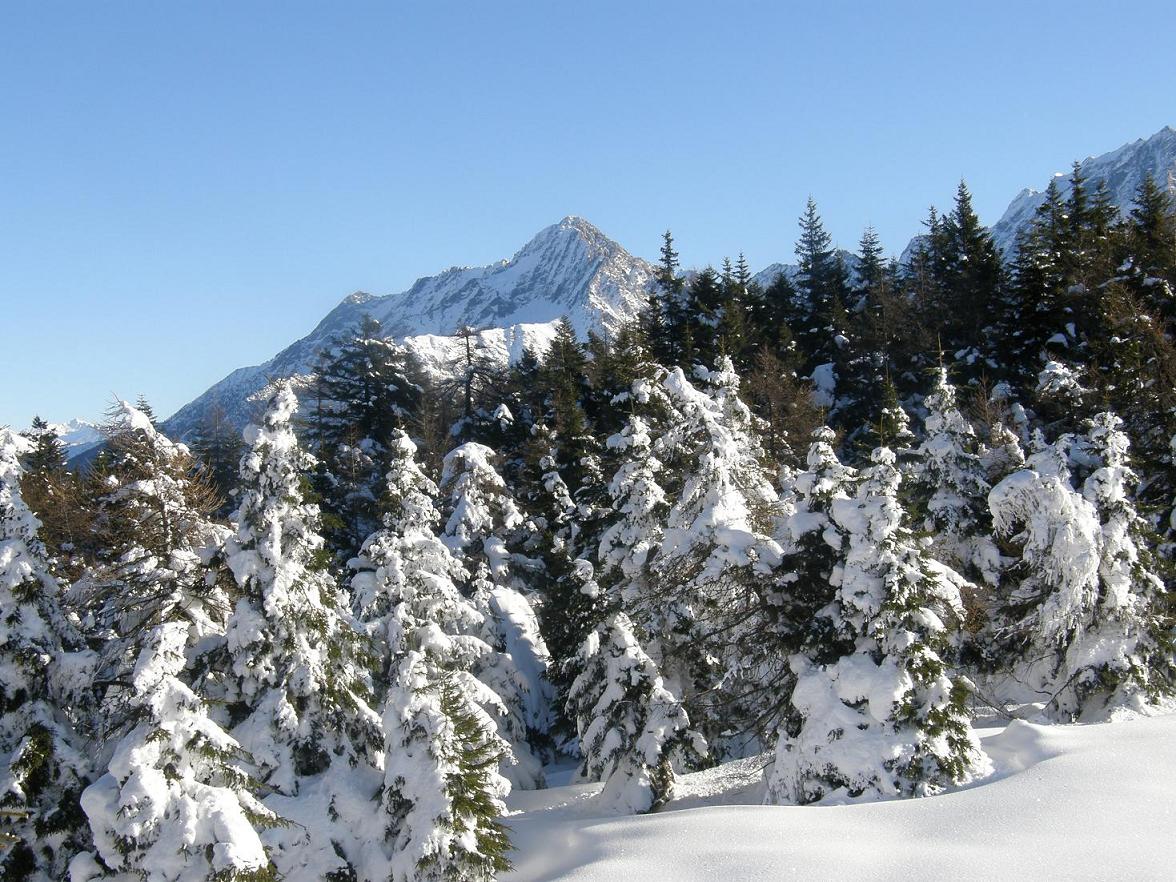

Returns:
0,431,92,882
215,382,382,794
438,442,552,787
77,622,277,882
348,430,515,880
989,415,1175,718
648,360,782,752
767,447,989,804
910,367,996,585
382,657,512,882
567,611,697,814
190,403,245,514
794,198,850,373
307,317,421,559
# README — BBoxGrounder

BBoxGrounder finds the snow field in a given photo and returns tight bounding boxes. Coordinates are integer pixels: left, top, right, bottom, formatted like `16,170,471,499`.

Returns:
504,712,1176,881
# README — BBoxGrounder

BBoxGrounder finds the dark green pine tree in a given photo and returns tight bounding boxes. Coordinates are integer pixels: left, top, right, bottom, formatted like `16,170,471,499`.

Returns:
507,345,547,427
307,315,422,559
937,181,1004,381
838,227,903,447
684,266,725,366
855,225,886,297
1123,173,1176,324
188,403,244,514
906,206,949,334
646,229,691,366
541,318,599,501
717,257,753,367
998,178,1072,382
749,268,802,356
794,197,850,373
1088,176,1176,520
583,320,653,439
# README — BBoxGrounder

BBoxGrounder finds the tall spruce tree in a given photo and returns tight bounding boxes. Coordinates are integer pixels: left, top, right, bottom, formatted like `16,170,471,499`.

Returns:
218,383,382,789
648,360,783,754
82,401,231,742
794,197,850,373
937,182,1004,380
438,442,552,788
348,430,514,881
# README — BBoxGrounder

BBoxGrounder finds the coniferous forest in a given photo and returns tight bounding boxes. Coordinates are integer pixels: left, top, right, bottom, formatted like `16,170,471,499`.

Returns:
4,169,1176,881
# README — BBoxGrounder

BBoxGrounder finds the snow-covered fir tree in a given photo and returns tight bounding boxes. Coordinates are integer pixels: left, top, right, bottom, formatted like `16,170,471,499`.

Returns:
597,414,668,597
989,414,1175,718
438,441,552,788
82,401,230,742
350,430,484,679
767,447,990,805
519,436,598,744
75,622,276,882
382,654,512,882
751,426,861,745
209,382,383,878
911,367,996,585
348,429,515,881
567,611,698,814
650,360,784,753
0,431,92,882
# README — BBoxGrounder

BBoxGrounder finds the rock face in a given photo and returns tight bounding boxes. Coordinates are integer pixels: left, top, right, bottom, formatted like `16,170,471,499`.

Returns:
989,126,1176,253
163,217,657,436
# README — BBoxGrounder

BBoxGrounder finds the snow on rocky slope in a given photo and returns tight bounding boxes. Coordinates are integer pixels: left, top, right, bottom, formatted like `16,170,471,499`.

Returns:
504,711,1176,881
990,125,1176,253
47,418,103,458
163,217,657,436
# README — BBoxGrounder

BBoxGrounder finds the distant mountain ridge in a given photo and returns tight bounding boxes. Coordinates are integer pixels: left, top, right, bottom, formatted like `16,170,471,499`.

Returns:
163,126,1176,438
989,126,1176,253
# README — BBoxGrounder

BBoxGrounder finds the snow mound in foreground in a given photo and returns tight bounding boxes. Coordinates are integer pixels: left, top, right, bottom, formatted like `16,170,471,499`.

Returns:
505,712,1176,881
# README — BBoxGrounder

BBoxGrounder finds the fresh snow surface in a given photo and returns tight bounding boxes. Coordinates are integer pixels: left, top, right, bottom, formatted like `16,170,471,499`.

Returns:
503,712,1176,881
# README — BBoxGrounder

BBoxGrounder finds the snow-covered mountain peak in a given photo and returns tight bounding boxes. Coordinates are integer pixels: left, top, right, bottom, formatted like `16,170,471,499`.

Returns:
516,215,609,254
165,217,657,436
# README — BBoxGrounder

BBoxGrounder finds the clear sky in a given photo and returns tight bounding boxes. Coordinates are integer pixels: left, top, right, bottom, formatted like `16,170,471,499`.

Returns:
2,1,1174,428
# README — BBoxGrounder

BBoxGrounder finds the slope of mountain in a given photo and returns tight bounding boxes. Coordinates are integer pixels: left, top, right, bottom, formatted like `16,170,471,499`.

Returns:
750,249,860,291
164,217,657,436
49,418,103,459
990,125,1176,253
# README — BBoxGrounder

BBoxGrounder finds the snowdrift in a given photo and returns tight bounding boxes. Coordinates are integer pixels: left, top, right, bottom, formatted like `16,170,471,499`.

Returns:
505,712,1176,881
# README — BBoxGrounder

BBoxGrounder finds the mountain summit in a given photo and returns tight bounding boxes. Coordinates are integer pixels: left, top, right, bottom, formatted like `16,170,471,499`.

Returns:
164,217,656,436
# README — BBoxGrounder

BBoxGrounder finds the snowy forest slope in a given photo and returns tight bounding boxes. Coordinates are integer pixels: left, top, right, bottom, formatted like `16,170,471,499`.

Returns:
161,126,1176,440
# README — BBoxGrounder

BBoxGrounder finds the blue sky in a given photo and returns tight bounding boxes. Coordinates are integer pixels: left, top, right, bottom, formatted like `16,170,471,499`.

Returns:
2,1,1174,428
